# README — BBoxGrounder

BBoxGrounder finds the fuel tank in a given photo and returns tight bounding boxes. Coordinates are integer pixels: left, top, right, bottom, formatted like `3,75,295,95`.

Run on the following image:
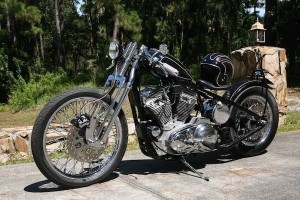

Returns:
160,54,192,81
143,50,193,82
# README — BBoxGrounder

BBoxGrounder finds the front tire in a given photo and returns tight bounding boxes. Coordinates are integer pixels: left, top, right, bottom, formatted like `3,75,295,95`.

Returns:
230,86,279,157
31,88,128,188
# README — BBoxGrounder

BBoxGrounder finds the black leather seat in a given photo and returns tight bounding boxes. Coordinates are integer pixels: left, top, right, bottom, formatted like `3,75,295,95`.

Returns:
197,80,231,90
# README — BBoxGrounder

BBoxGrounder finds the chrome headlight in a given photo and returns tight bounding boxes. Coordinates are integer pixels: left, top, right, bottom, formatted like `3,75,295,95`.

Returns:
109,41,120,60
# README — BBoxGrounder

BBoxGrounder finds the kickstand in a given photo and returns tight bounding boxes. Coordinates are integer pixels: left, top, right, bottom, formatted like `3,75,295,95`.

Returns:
180,156,209,181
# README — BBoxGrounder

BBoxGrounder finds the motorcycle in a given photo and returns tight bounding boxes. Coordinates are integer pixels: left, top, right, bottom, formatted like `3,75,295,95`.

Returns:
31,41,279,188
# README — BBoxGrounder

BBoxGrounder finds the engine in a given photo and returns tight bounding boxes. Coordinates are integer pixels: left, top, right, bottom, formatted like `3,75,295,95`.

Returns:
140,85,197,125
140,86,173,125
202,99,231,124
139,86,219,155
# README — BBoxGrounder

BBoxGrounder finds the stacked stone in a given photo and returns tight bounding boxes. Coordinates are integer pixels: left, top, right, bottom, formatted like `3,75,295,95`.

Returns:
231,46,288,124
0,126,32,163
0,120,138,163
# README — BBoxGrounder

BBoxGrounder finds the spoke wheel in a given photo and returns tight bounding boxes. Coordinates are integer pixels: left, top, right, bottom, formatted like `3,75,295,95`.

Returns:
229,86,279,157
235,95,272,146
31,88,128,188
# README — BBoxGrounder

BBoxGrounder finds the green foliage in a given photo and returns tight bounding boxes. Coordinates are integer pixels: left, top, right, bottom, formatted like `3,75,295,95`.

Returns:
277,0,300,76
116,4,142,41
188,64,201,80
24,5,41,24
0,0,299,110
0,48,16,103
8,73,94,111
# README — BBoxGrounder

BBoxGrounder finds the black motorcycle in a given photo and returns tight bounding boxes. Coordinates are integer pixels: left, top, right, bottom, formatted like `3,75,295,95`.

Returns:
31,41,278,188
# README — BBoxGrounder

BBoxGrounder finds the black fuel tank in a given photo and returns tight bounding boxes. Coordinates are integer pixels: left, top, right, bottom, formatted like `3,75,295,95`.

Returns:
161,54,192,81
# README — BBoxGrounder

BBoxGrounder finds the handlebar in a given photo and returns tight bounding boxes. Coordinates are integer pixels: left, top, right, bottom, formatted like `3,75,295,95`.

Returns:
139,45,169,77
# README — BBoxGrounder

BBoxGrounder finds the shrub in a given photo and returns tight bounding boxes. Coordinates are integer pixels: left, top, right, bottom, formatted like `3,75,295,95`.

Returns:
0,48,16,103
8,72,94,112
9,73,59,111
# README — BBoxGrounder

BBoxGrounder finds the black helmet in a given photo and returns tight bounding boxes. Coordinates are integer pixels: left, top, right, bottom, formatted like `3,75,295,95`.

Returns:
200,53,233,86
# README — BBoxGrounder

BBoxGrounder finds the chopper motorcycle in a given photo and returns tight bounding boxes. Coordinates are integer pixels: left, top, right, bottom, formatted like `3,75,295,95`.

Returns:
31,41,278,188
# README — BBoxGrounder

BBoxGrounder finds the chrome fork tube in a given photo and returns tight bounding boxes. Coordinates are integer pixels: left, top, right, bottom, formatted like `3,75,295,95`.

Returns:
85,75,125,144
92,58,139,146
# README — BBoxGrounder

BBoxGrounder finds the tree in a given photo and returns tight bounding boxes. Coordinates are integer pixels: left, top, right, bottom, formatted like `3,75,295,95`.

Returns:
265,0,278,46
277,0,300,75
223,0,242,54
0,48,15,102
55,0,65,69
1,0,299,104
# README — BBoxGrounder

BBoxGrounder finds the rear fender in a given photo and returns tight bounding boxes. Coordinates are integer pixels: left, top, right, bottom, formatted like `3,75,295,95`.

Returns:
224,79,273,102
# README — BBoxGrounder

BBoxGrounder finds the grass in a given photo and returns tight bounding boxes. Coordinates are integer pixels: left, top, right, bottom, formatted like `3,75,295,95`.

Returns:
0,152,34,166
0,98,132,129
2,104,300,133
278,111,300,132
0,108,41,128
127,138,139,151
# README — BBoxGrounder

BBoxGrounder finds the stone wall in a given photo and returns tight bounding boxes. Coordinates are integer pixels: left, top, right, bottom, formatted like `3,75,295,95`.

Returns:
0,120,137,163
231,46,288,124
0,127,32,163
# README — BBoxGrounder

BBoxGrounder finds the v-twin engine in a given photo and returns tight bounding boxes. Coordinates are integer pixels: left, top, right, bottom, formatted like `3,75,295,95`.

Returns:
148,119,218,155
166,122,218,153
140,86,218,155
140,85,197,125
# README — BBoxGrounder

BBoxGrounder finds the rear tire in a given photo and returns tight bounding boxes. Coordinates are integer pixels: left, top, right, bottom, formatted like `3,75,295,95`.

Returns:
31,88,128,188
230,86,279,157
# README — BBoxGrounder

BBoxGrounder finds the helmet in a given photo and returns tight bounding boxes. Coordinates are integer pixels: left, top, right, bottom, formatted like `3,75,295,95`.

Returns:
200,53,233,87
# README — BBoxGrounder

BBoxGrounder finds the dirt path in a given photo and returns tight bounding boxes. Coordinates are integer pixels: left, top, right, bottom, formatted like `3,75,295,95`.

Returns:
288,87,300,111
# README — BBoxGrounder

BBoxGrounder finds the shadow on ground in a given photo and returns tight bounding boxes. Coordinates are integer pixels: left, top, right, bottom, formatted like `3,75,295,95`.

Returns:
23,173,119,193
116,150,243,176
24,150,259,193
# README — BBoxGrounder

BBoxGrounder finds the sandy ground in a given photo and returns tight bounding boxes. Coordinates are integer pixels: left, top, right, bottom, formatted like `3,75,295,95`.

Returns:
288,87,300,111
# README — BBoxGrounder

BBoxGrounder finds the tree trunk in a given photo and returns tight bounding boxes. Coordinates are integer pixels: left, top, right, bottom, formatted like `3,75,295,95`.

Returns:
227,5,232,55
288,45,296,75
35,36,40,61
39,33,45,60
5,6,11,33
55,0,65,69
5,6,16,47
113,15,120,40
265,0,278,46
86,5,94,56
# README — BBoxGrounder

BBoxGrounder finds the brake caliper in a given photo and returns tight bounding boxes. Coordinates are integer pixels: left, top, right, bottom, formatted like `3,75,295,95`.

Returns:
70,114,91,128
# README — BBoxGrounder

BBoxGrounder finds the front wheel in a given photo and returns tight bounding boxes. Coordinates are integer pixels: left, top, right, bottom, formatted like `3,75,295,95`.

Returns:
31,88,128,188
230,86,279,157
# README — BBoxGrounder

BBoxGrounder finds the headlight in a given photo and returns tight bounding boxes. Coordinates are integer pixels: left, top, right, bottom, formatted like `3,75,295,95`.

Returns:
109,41,120,60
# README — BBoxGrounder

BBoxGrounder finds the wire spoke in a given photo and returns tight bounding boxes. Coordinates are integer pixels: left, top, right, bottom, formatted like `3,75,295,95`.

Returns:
237,95,273,146
44,97,121,178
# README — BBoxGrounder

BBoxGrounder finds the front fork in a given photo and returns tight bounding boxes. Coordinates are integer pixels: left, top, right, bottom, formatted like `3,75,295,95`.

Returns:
85,58,139,147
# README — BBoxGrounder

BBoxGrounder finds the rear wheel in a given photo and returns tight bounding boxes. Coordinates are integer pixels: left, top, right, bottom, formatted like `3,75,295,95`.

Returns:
31,88,128,188
230,86,279,157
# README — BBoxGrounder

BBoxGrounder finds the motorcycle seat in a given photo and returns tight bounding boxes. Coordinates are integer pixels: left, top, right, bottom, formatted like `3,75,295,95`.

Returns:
197,80,231,90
